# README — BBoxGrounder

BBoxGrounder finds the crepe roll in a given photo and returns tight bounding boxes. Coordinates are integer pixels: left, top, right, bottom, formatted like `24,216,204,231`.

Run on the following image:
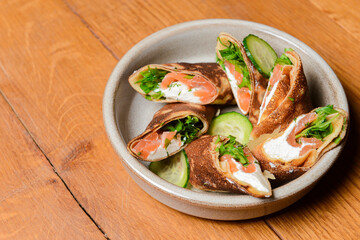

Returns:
251,50,312,139
250,105,348,182
127,103,216,162
216,32,268,121
185,135,272,198
128,63,235,105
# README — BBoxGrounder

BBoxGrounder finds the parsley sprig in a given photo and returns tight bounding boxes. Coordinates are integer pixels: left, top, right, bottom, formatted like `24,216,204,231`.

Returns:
274,48,293,66
216,135,249,166
162,116,203,144
295,105,339,141
135,67,169,98
216,38,251,90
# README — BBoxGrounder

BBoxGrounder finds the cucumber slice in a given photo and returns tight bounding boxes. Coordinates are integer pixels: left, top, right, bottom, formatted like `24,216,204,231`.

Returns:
243,34,278,78
208,112,252,145
149,150,189,188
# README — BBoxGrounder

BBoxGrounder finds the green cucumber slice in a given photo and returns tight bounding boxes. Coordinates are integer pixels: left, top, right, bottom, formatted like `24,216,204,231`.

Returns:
243,34,278,78
208,112,253,145
149,150,189,188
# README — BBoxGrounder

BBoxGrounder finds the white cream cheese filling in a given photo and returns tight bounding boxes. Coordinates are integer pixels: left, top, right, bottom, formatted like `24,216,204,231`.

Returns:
224,66,243,111
146,138,184,161
156,82,202,104
263,114,316,162
229,158,271,194
258,80,280,124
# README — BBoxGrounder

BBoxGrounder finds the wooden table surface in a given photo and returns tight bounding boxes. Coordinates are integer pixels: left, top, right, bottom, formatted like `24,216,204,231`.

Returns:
1,0,359,239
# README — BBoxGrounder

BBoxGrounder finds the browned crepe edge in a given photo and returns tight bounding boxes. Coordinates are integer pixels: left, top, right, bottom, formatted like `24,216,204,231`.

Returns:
250,107,348,183
128,63,235,105
306,108,348,166
258,66,292,123
250,50,313,139
185,135,272,198
215,32,268,118
127,103,216,161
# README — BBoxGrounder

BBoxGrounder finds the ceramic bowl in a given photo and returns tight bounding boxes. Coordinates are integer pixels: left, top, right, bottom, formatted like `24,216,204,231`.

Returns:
103,19,348,220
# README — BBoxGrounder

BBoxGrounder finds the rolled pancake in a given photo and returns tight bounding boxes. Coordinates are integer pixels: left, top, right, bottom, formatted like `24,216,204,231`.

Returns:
249,107,348,182
129,62,235,105
251,50,312,139
216,32,268,120
127,103,216,162
185,135,272,198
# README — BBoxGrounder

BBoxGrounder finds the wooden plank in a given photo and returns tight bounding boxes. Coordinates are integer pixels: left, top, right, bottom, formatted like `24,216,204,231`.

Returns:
0,0,279,239
62,0,360,239
65,0,360,111
0,90,105,239
309,0,360,41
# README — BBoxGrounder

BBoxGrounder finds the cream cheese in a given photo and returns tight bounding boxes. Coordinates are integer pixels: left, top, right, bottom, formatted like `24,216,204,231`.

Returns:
263,114,316,162
146,138,184,161
230,158,271,193
158,82,202,104
224,66,242,111
258,80,280,124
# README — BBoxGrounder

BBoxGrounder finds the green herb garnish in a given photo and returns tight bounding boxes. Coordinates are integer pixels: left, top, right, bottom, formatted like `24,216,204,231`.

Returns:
135,67,169,95
217,38,243,66
183,75,194,79
216,38,251,90
151,91,165,100
168,82,181,89
295,105,339,141
333,136,342,144
216,135,249,166
288,97,295,102
162,116,203,144
273,48,293,67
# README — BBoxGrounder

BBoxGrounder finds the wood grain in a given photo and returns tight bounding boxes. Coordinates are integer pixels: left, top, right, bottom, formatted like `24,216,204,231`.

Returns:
49,0,360,239
1,0,360,239
0,90,105,239
309,0,360,41
0,0,279,239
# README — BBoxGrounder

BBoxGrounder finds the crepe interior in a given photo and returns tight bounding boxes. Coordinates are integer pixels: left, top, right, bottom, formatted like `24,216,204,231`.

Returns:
249,107,348,182
185,135,272,198
250,50,312,139
128,62,235,105
216,32,268,122
127,103,216,162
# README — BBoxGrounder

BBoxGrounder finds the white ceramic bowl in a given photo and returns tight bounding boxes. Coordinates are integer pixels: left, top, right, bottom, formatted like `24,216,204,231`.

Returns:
103,19,348,220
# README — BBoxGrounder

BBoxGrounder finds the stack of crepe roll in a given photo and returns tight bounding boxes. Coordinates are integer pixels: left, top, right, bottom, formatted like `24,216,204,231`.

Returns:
127,33,348,198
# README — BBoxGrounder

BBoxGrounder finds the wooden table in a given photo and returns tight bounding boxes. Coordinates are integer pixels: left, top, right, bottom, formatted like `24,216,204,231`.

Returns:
1,0,359,239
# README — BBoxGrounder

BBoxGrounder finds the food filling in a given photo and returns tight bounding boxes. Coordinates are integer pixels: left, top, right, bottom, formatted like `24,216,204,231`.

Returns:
263,105,340,162
217,136,271,194
217,39,251,114
258,50,293,124
135,67,217,104
132,116,203,160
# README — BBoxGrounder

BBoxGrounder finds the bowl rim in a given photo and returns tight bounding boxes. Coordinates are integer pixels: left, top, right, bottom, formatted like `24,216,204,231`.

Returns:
103,19,349,208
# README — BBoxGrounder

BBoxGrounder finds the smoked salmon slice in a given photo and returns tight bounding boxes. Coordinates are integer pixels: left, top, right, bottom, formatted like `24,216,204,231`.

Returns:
224,61,243,84
238,87,251,114
132,130,177,160
285,112,323,156
160,72,216,103
242,148,256,173
287,112,317,147
220,154,239,173
160,131,177,148
269,65,282,87
219,151,256,174
224,61,251,114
